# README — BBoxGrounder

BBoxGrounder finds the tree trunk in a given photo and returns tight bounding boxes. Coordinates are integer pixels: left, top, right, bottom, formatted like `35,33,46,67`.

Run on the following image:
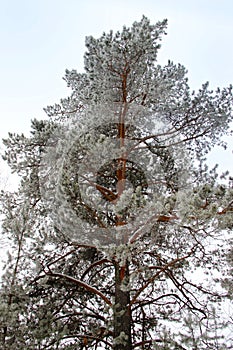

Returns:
113,261,132,350
113,102,132,349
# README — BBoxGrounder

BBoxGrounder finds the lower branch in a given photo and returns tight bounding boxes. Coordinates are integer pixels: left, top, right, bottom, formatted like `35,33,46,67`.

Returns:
44,270,112,306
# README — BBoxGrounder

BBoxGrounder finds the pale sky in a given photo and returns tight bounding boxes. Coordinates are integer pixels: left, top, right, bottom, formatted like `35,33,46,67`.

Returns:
0,0,233,177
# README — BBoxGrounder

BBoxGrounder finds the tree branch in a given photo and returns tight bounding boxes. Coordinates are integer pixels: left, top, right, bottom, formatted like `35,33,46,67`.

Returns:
81,258,112,280
45,270,112,306
130,247,197,306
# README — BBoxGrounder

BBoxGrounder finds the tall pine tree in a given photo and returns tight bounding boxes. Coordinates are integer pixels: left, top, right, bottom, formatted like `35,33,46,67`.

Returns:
1,16,233,349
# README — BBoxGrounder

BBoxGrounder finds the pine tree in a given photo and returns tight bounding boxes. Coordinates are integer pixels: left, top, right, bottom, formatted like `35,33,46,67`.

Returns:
1,16,233,349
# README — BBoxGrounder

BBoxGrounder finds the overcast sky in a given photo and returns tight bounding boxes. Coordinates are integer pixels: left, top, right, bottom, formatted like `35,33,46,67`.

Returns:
0,0,233,179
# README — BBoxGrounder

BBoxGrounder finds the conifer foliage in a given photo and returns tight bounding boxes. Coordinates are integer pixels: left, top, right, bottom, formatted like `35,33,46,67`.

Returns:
1,16,233,349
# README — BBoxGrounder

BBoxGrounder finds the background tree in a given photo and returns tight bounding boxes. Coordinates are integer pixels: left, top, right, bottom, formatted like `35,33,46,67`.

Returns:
1,16,233,349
